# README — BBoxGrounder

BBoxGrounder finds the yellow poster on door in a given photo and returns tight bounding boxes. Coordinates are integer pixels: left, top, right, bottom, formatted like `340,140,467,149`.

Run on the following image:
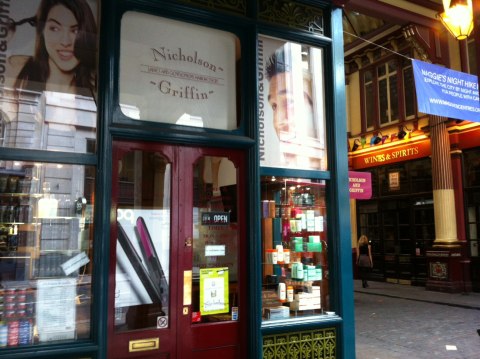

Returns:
199,267,229,315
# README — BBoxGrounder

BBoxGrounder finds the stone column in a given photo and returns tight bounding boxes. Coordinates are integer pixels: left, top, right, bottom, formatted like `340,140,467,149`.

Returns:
430,115,457,245
426,115,471,293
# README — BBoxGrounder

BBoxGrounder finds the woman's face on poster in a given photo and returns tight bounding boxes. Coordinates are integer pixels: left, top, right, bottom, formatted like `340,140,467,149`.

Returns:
43,5,80,73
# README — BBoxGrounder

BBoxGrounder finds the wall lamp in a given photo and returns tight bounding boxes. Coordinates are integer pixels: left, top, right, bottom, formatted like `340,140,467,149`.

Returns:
398,125,412,140
371,132,388,145
438,0,474,40
351,139,361,151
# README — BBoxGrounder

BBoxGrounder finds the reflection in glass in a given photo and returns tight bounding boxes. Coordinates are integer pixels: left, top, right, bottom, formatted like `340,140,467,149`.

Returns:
0,160,95,346
114,150,170,331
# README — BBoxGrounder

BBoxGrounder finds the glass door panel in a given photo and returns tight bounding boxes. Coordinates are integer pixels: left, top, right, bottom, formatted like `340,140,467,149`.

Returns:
191,156,239,324
108,142,177,358
114,150,171,331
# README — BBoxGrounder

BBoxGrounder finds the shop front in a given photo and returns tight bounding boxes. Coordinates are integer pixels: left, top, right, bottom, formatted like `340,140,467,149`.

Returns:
0,1,353,358
350,138,434,285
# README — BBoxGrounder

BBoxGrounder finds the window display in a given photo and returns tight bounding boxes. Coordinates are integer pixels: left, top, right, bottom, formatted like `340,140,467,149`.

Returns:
261,176,329,321
0,161,95,347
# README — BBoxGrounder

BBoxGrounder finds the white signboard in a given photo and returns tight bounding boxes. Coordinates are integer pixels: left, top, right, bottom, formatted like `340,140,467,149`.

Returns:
119,12,238,129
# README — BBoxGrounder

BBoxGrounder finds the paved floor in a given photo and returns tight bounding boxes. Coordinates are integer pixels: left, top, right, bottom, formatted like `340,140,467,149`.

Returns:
354,280,480,359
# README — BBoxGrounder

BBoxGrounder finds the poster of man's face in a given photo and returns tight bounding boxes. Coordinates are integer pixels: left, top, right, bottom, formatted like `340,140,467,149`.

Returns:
258,36,327,170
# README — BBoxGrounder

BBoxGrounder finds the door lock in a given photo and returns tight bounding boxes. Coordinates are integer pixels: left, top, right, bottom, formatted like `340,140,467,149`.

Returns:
183,307,189,315
185,237,193,247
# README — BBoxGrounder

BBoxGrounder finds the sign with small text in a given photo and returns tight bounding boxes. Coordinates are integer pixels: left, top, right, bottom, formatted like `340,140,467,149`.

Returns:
351,141,431,169
201,212,230,225
412,60,480,122
348,171,372,199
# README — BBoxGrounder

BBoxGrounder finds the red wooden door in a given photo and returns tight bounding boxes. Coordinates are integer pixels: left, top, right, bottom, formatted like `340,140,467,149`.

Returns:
107,141,246,358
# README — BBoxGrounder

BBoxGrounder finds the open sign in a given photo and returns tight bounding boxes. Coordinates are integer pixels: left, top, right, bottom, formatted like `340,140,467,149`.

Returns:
201,212,230,225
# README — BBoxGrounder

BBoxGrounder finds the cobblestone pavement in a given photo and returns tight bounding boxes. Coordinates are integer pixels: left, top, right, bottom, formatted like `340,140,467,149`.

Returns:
354,280,480,359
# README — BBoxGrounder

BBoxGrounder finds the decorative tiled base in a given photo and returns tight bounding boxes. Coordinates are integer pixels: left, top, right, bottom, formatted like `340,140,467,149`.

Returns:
263,328,336,359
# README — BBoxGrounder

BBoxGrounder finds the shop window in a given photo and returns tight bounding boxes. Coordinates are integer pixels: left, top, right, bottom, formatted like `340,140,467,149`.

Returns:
0,0,99,153
362,55,416,131
0,160,95,346
119,12,240,131
257,35,327,171
260,176,329,322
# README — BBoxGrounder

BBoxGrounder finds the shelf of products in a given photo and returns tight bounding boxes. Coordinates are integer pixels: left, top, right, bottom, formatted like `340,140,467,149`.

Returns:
260,176,329,321
0,163,93,347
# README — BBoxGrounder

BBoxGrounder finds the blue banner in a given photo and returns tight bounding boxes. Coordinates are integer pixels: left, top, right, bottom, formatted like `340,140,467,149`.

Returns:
412,60,480,122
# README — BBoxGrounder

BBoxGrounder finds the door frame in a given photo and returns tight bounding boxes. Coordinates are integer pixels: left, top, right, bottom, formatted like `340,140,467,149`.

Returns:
106,140,247,358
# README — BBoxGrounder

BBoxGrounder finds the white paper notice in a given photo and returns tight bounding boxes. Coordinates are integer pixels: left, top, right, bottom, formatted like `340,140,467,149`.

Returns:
203,277,225,312
37,278,77,342
205,245,226,257
61,252,90,276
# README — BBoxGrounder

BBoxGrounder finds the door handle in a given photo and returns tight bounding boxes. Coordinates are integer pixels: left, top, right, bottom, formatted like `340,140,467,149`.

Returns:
185,237,193,247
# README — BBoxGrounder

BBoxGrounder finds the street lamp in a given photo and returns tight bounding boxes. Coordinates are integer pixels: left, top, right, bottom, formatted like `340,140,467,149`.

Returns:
438,0,474,40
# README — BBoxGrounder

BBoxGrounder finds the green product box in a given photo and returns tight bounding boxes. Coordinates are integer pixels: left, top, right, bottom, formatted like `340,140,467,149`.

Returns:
307,242,322,252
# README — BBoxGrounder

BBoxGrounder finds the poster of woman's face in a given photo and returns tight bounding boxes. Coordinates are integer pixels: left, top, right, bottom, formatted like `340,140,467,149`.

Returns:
258,35,327,171
1,0,98,96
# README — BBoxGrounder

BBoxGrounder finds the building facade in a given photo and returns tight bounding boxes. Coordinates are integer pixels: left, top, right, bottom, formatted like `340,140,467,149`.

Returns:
345,0,480,293
0,1,354,359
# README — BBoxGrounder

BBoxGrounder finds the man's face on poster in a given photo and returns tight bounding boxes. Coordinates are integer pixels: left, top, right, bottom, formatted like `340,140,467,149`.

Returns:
268,71,315,140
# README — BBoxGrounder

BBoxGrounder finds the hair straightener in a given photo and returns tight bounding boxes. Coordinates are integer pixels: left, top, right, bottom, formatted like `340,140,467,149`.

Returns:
117,218,168,306
135,216,169,306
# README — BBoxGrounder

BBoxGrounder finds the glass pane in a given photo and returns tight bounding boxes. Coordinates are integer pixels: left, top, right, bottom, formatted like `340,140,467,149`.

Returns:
364,70,373,83
1,0,98,153
378,79,388,124
467,206,476,222
0,160,95,346
389,76,398,120
403,66,415,117
192,156,238,323
388,60,397,73
260,176,329,321
119,12,239,130
114,150,170,331
258,36,327,170
469,224,477,240
365,83,374,129
377,63,386,77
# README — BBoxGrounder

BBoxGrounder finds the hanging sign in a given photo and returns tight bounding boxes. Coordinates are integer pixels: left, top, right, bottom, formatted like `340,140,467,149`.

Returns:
201,211,230,225
348,171,372,199
199,267,229,315
412,60,480,122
